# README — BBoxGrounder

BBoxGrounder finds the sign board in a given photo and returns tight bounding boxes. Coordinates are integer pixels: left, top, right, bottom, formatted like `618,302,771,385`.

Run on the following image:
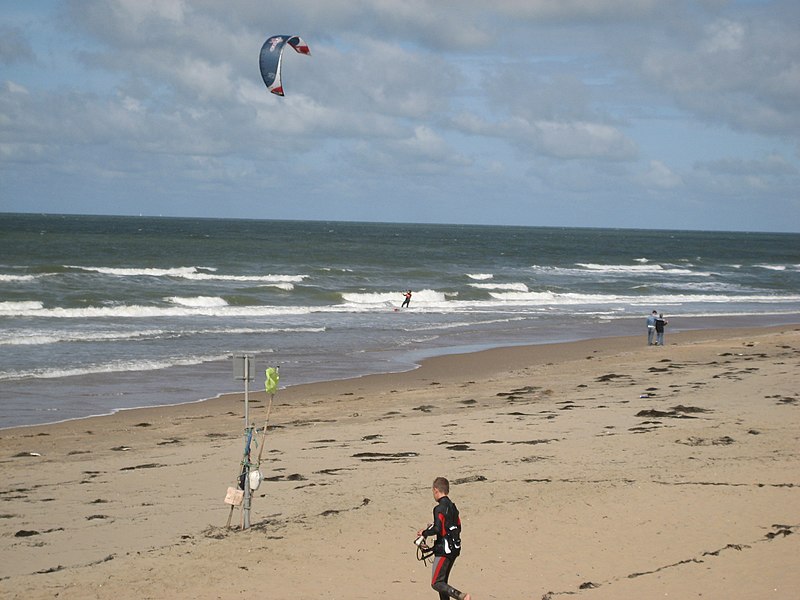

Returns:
233,354,255,381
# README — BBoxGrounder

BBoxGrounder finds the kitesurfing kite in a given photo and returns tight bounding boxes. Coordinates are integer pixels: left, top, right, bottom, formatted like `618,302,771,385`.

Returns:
259,34,311,96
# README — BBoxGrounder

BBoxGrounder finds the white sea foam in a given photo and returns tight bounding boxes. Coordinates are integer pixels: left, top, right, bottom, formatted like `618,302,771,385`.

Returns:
66,265,307,283
469,282,529,292
576,263,695,275
0,326,325,346
0,303,314,318
166,296,228,308
488,290,800,306
0,274,37,282
0,300,44,313
0,353,232,382
341,289,447,305
180,273,306,283
340,291,403,304
260,282,295,291
658,281,747,293
485,291,535,303
68,265,207,277
0,329,167,346
467,273,494,280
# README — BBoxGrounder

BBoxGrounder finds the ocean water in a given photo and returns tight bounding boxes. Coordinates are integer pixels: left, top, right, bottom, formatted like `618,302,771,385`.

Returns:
1,213,798,429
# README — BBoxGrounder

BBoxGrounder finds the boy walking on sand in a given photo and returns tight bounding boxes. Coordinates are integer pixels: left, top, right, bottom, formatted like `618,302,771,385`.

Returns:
417,477,472,600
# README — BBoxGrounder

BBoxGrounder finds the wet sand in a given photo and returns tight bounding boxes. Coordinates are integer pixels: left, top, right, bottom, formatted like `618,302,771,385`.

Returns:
1,325,799,599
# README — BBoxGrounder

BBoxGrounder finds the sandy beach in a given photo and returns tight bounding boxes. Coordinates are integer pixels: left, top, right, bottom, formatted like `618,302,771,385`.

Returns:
2,325,798,599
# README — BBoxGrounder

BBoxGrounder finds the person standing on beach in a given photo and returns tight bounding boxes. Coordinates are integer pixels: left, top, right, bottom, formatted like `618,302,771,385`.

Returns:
417,477,472,600
647,310,658,345
655,313,668,346
401,290,412,308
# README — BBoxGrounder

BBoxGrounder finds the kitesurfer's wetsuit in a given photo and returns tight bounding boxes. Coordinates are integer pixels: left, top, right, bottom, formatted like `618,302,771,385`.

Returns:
422,495,466,600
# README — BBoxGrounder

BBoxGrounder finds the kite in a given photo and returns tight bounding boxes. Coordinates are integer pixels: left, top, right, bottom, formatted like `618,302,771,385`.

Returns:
259,34,311,96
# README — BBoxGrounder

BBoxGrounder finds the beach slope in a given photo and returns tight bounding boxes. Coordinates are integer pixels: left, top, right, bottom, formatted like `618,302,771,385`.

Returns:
2,326,798,599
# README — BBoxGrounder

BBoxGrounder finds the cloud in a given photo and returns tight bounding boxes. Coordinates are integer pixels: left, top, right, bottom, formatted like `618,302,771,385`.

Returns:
639,9,800,136
452,113,637,160
2,0,799,230
637,160,682,189
0,26,35,65
304,39,460,119
533,120,637,160
695,153,796,176
682,152,799,202
492,0,662,21
701,19,745,53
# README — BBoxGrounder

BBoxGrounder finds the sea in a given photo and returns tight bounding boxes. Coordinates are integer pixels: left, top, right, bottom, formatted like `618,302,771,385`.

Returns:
2,213,799,429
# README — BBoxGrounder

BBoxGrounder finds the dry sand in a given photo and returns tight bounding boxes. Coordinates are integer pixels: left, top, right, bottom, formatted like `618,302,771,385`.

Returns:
1,325,799,599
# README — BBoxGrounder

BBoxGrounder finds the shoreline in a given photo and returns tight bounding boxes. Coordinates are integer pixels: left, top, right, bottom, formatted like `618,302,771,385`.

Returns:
4,314,799,432
2,323,798,599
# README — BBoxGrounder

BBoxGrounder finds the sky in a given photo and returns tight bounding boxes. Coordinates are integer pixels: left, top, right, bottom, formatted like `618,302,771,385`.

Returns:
1,0,799,232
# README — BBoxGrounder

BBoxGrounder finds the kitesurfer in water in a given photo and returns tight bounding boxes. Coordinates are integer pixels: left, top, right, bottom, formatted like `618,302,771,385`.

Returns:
416,477,472,600
401,290,412,308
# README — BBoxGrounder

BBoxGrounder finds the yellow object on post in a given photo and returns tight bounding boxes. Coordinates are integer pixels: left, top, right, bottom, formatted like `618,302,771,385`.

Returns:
265,367,279,395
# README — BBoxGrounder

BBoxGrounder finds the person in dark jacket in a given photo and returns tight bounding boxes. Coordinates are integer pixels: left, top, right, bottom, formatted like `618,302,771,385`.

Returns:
417,477,472,600
655,313,668,346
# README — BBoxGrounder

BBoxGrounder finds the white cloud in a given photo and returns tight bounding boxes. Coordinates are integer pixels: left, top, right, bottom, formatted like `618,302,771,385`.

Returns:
492,0,662,21
451,113,637,160
639,9,800,136
695,153,797,176
3,81,29,95
638,160,682,189
701,19,745,53
172,57,236,102
115,0,186,24
534,120,637,160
